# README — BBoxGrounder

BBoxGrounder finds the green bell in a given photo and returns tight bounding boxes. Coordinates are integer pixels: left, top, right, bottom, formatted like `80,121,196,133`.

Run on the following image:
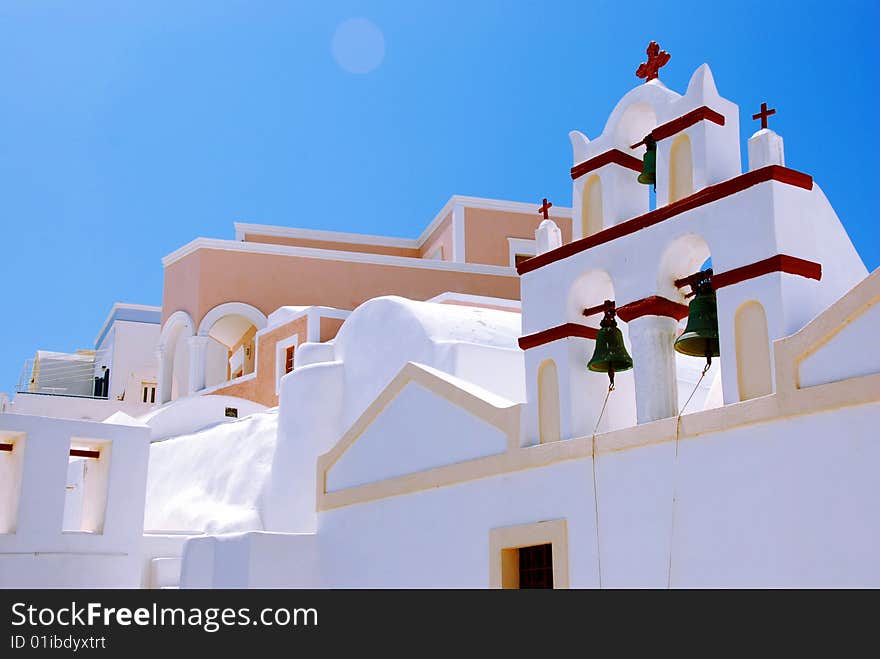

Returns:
637,134,657,186
674,269,720,365
587,301,634,385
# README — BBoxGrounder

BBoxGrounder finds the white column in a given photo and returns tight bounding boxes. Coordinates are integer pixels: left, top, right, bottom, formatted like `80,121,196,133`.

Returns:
628,315,679,423
187,336,210,395
155,345,170,404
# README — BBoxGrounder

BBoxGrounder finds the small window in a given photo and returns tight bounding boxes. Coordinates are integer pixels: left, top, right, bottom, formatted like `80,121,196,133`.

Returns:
225,407,238,418
490,519,568,589
518,544,554,589
285,345,295,374
141,381,157,404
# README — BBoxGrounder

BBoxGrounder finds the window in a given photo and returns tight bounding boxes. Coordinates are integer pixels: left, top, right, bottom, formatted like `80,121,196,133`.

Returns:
518,544,554,588
490,519,569,589
285,345,295,374
515,254,532,266
141,382,157,404
225,407,238,418
63,440,110,534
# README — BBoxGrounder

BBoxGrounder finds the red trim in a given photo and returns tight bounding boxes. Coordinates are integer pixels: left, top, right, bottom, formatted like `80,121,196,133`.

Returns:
518,323,598,350
571,149,643,181
616,296,689,322
652,106,725,142
70,448,101,459
711,255,821,290
518,166,814,275
0,443,12,452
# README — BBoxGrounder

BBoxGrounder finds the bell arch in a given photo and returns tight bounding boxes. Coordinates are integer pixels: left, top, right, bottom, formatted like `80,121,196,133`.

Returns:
581,175,603,238
735,300,772,401
656,233,721,413
656,233,712,303
537,359,561,444
566,268,616,325
668,133,694,203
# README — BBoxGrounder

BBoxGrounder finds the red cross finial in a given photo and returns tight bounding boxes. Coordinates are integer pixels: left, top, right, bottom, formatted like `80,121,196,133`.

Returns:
636,41,671,82
752,102,776,130
538,198,553,219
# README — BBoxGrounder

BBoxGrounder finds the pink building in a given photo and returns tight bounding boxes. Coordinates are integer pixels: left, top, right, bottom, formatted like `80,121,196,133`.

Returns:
158,196,572,407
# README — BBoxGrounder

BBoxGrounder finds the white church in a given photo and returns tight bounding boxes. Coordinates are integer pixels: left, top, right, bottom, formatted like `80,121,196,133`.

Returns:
1,44,877,588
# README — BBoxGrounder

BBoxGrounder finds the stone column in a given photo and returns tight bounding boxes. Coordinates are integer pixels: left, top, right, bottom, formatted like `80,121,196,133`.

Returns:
627,315,679,424
187,336,210,395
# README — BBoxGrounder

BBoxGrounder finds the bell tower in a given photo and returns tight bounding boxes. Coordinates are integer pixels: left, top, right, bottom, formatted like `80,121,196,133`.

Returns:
521,44,868,435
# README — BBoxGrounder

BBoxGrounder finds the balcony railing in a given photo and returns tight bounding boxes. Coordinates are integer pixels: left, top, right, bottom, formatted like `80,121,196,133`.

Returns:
16,350,112,399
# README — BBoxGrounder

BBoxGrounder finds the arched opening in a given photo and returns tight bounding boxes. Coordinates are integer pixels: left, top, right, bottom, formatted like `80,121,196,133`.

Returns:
657,234,722,411
566,268,615,325
537,360,561,444
564,268,636,432
157,311,194,404
668,134,694,203
735,301,772,401
197,303,267,390
613,102,658,154
581,175,603,238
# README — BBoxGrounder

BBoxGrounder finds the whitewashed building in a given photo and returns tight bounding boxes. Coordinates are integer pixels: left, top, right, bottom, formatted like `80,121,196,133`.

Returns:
1,46,878,588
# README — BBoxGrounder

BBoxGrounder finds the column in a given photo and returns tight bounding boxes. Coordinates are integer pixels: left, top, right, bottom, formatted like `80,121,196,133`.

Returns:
627,315,679,424
187,336,210,395
155,345,170,404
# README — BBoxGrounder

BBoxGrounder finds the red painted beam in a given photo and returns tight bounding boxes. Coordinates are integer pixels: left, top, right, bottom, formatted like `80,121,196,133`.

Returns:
571,149,643,181
518,166,814,275
714,255,821,289
616,296,689,322
0,443,12,452
518,323,599,350
69,448,101,459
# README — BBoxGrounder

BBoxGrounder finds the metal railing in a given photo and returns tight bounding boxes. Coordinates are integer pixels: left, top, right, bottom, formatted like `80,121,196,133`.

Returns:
15,349,112,399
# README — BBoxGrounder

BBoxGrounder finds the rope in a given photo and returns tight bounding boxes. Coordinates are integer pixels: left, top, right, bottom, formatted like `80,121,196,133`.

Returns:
591,381,614,589
666,359,711,589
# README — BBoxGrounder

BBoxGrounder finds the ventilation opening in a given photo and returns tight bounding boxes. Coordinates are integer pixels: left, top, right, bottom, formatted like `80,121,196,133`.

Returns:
0,434,25,534
62,440,110,534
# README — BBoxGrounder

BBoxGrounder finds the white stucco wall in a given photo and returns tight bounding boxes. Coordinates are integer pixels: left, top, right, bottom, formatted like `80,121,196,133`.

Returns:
310,401,880,588
327,381,509,492
799,301,880,388
0,413,151,588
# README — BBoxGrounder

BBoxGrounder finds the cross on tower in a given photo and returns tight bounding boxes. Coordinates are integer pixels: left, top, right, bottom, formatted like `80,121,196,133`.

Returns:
752,102,776,130
538,198,553,219
636,41,671,82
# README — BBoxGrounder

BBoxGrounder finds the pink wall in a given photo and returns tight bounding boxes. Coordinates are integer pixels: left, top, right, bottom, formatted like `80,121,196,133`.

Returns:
418,214,453,261
162,248,520,328
243,233,419,258
463,208,573,266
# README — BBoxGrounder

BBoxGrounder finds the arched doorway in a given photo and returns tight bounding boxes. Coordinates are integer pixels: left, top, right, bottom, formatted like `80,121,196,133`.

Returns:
196,303,267,391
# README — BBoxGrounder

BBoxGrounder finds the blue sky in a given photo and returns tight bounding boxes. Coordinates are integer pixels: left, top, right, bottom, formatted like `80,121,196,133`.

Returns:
0,1,876,394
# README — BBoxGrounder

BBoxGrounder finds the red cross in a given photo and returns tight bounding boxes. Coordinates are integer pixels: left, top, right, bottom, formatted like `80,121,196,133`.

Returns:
636,41,671,82
752,102,776,130
538,198,553,219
